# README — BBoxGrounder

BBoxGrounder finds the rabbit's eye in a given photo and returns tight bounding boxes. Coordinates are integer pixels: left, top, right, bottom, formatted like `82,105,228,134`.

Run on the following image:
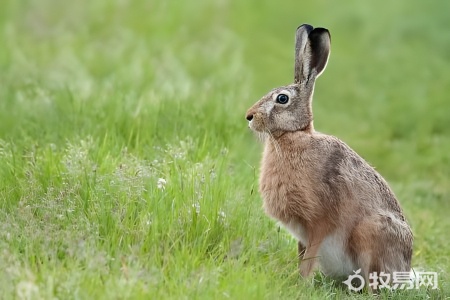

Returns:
276,94,289,104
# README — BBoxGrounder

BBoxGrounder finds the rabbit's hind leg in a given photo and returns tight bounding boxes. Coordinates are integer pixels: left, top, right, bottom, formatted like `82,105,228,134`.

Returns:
348,214,412,294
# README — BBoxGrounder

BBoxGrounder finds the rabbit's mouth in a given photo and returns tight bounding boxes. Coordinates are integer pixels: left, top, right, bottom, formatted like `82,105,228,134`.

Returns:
247,114,268,133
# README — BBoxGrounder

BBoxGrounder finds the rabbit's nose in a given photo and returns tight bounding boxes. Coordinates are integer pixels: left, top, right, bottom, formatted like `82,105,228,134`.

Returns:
246,113,254,121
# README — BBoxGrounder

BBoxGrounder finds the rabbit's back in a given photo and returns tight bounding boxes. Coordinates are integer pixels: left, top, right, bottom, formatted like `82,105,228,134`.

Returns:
260,130,406,227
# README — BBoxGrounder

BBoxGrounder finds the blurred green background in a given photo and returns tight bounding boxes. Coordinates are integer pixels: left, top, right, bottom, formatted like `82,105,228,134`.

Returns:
0,0,449,299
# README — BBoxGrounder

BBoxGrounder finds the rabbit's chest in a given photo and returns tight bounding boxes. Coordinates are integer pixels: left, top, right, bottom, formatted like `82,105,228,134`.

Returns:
259,146,315,222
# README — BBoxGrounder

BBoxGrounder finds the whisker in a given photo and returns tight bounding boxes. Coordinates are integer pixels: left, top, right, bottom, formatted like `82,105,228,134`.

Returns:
257,131,266,143
261,119,282,161
267,130,282,160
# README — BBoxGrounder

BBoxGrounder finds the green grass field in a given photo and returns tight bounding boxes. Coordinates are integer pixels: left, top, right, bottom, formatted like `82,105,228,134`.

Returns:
1,0,449,299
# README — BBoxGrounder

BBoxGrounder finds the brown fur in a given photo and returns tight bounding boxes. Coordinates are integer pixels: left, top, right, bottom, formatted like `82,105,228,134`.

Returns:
245,24,413,293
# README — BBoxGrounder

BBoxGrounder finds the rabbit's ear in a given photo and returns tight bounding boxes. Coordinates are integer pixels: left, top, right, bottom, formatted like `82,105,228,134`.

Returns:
294,25,331,84
294,24,313,84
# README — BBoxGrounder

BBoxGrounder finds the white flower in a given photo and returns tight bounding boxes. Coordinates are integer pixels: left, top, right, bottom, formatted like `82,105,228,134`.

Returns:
218,210,227,223
157,178,167,190
192,202,200,214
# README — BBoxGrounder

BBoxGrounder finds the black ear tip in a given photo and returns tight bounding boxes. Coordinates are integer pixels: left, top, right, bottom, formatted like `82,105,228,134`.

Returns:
297,24,314,33
309,27,331,43
297,24,314,31
313,27,330,34
311,27,330,37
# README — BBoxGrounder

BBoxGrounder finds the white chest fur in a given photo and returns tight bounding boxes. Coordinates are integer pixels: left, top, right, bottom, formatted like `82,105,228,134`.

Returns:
282,220,356,277
283,219,309,245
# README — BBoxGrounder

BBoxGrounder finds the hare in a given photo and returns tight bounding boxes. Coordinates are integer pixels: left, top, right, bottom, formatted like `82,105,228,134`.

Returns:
245,24,413,291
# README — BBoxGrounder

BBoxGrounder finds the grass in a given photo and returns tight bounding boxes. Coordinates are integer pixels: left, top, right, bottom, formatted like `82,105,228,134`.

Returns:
0,0,449,299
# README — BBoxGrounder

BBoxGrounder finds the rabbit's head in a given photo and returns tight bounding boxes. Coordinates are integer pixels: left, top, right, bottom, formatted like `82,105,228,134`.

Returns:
246,24,331,136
